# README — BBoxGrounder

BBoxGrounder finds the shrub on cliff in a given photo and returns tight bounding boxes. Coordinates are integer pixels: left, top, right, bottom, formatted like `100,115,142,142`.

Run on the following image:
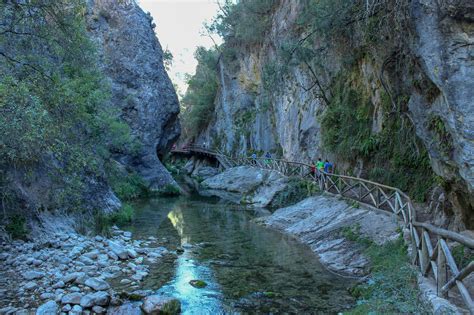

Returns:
180,47,219,139
0,1,136,218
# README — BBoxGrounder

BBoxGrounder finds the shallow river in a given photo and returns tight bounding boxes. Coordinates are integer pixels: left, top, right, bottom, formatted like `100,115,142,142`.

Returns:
121,195,355,314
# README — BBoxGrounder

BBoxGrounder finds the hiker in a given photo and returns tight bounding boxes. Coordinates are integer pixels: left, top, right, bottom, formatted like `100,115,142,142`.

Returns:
251,152,257,165
324,159,333,173
310,162,316,178
316,158,324,173
264,152,272,165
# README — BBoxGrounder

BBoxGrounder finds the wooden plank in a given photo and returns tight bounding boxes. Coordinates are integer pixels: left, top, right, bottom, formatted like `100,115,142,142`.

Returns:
414,222,474,249
454,281,474,314
439,239,460,274
421,228,429,275
441,261,474,294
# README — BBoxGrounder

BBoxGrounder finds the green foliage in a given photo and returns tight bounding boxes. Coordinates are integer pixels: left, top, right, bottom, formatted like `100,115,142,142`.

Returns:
158,184,181,196
163,48,173,71
321,75,373,160
208,0,277,46
95,203,135,235
112,174,148,201
271,178,318,209
452,245,474,270
347,237,428,314
189,279,207,288
0,1,136,214
321,72,435,202
428,115,453,157
181,47,219,139
5,215,28,240
161,299,181,314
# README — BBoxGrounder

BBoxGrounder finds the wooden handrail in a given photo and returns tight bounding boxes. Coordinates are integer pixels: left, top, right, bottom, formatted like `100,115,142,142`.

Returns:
173,145,474,312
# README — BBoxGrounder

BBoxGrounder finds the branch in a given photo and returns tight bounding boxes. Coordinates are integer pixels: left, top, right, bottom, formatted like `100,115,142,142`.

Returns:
0,51,53,81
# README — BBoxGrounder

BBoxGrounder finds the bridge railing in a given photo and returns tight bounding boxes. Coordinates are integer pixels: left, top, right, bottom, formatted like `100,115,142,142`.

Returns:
175,145,474,312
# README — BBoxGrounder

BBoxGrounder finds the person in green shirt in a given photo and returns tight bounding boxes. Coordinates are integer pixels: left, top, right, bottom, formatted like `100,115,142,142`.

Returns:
316,158,324,172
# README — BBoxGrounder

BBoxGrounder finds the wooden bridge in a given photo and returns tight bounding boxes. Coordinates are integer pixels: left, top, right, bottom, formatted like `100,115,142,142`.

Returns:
171,145,474,313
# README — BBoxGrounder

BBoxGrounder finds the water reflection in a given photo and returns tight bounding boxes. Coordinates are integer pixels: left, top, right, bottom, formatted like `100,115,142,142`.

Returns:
161,207,223,314
124,196,355,313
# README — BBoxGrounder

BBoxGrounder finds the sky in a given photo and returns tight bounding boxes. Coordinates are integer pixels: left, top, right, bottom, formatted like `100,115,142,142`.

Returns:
138,0,222,96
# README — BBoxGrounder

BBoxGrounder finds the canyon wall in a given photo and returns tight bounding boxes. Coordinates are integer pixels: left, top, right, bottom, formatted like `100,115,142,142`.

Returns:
190,0,474,230
87,0,180,190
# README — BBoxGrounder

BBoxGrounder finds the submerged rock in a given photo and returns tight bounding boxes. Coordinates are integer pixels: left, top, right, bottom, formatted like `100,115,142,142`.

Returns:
141,295,181,314
189,280,207,288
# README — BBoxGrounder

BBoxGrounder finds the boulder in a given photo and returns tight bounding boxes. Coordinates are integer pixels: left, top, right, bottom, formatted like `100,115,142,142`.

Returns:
35,301,58,315
62,272,85,284
24,281,38,291
107,241,129,260
84,278,110,291
22,271,44,280
61,292,83,305
141,295,181,314
107,303,142,315
200,166,288,207
192,166,219,180
80,291,110,308
70,305,82,315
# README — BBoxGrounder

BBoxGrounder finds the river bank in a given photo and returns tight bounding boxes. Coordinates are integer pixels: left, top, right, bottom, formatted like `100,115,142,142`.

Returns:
0,225,176,314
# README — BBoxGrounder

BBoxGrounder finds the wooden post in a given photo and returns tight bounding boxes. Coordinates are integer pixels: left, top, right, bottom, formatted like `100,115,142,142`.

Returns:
420,228,428,275
437,237,447,298
376,188,381,208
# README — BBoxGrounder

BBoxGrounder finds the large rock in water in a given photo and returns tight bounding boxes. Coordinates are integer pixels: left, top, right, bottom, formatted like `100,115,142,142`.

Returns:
141,295,181,314
259,195,400,276
86,1,180,190
200,166,288,207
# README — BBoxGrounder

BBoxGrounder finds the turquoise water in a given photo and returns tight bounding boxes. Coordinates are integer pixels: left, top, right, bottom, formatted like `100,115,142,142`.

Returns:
122,195,355,314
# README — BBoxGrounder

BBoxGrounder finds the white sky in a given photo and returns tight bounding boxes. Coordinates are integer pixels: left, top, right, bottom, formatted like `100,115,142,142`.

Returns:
138,0,222,97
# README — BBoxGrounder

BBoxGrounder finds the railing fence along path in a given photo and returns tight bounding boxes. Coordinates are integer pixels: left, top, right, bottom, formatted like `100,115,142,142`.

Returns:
172,145,474,313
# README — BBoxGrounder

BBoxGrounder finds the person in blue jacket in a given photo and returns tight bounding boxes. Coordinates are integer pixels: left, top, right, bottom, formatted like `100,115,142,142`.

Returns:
324,159,333,173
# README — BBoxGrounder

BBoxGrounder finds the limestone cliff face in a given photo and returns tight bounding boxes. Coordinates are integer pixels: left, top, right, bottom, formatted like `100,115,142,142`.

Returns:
193,0,473,229
87,0,180,189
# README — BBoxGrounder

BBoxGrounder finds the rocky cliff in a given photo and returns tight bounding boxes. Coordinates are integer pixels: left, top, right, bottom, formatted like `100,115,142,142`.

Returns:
87,0,180,190
0,0,180,238
187,0,473,230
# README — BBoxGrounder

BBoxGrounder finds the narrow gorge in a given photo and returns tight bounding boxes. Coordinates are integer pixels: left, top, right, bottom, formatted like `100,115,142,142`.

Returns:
0,0,473,314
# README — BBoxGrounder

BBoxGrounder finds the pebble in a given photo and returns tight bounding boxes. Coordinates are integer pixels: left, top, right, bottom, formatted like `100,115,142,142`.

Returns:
0,227,170,313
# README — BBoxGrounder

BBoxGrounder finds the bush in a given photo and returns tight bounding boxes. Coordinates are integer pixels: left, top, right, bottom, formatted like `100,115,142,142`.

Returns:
347,237,428,314
0,1,136,214
5,215,28,240
271,178,318,209
180,47,219,138
158,184,181,196
107,165,149,201
95,203,135,235
207,0,277,46
321,73,435,202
